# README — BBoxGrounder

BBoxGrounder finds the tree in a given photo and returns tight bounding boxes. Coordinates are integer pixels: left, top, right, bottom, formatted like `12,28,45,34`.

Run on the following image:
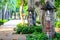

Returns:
16,0,28,25
0,0,16,20
35,0,45,26
28,0,37,26
55,0,60,10
55,0,60,20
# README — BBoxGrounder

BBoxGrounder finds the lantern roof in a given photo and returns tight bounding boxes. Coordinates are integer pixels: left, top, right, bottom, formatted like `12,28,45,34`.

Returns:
41,1,56,10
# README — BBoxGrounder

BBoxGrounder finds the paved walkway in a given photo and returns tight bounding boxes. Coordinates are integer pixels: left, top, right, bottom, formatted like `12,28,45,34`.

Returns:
0,20,27,40
2,20,27,28
0,26,26,40
0,28,26,40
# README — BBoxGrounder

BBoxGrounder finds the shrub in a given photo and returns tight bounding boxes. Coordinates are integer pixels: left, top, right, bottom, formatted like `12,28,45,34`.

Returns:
53,33,60,40
36,20,40,24
0,20,4,25
26,32,60,40
3,19,8,23
0,19,7,26
26,33,48,40
15,24,42,34
34,26,42,32
56,22,60,28
17,23,28,27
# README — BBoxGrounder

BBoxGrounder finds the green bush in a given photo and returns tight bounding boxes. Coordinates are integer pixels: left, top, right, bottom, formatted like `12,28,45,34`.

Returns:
36,20,40,24
15,24,42,34
26,33,48,40
0,19,7,26
53,33,60,40
56,22,60,28
3,19,8,23
26,32,60,40
17,23,28,27
0,20,4,25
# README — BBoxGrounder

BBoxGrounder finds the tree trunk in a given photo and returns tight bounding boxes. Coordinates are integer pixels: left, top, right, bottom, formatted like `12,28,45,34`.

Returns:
0,9,2,19
20,0,24,25
4,2,8,19
14,11,16,19
2,6,4,20
35,0,44,25
28,0,36,26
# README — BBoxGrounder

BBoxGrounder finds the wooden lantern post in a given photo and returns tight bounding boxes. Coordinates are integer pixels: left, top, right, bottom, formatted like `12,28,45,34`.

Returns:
41,1,55,40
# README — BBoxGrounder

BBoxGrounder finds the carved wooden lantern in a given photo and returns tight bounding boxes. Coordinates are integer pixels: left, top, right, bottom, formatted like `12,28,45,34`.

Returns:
41,1,55,10
41,1,56,39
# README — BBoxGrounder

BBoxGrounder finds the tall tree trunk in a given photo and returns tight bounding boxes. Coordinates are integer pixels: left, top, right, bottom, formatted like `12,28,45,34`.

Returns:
28,0,36,26
35,0,43,25
35,0,46,33
0,9,2,19
2,6,4,20
4,2,8,19
20,0,24,25
14,11,16,19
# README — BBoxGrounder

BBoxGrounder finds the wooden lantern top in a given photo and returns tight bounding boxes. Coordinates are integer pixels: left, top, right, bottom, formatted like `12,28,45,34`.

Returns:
41,1,56,10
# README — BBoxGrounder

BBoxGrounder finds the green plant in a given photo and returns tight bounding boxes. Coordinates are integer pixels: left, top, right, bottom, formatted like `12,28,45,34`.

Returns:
56,21,60,28
36,20,40,24
26,32,60,40
26,33,48,40
0,20,4,26
3,19,7,23
15,24,42,34
53,33,60,40
0,19,7,26
14,28,17,31
34,26,42,32
17,23,28,27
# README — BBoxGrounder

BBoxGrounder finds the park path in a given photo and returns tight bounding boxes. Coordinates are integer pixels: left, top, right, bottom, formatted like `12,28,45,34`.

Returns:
0,20,27,40
2,20,27,28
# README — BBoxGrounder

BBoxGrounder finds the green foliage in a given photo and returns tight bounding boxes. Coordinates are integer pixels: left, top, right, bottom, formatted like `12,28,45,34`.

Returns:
17,23,28,27
56,9,60,18
16,0,28,8
41,0,45,6
36,20,40,24
26,32,60,40
15,24,42,34
26,33,48,40
0,20,4,26
53,33,60,40
0,19,7,26
56,21,60,28
0,0,16,11
24,5,28,16
16,0,28,15
55,0,60,9
3,19,7,23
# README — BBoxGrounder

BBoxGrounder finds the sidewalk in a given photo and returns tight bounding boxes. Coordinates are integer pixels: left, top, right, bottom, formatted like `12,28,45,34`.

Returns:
0,27,26,40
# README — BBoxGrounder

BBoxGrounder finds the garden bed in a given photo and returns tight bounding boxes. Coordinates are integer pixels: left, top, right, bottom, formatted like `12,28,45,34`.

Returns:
13,23,60,40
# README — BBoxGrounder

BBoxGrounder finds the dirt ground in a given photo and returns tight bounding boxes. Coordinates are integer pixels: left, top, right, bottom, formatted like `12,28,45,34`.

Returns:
0,27,26,40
